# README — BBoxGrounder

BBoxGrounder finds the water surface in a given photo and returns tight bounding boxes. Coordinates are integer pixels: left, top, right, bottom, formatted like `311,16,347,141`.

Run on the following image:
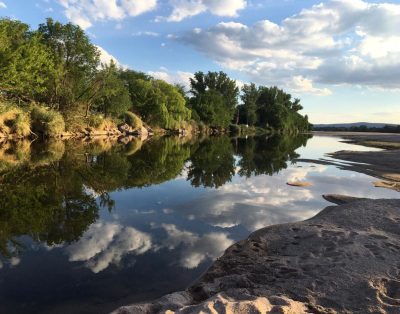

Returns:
0,134,398,314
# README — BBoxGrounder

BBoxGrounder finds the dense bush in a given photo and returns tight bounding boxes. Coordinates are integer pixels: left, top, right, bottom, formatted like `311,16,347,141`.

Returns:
0,101,31,137
30,106,65,136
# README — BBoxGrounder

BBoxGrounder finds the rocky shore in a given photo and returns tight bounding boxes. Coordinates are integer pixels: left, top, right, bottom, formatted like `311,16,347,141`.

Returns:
113,132,400,314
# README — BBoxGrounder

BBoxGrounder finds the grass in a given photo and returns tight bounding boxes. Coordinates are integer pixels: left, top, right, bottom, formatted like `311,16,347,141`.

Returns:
0,101,31,137
87,114,116,131
30,105,65,136
125,111,143,130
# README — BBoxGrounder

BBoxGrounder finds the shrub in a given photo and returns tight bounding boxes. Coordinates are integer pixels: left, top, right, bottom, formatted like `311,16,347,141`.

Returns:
0,101,31,137
30,106,65,136
125,111,143,130
14,112,31,137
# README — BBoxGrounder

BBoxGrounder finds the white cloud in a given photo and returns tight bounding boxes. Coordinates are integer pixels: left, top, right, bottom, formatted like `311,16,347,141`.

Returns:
58,0,157,29
95,45,128,69
67,222,152,273
132,31,160,37
180,0,400,92
0,1,6,9
291,76,332,96
165,0,247,22
148,69,193,88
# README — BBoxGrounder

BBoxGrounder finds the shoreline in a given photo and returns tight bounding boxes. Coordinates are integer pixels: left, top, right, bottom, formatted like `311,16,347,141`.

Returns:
113,132,400,314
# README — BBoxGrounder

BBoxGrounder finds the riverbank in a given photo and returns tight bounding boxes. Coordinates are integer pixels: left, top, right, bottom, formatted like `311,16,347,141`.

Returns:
113,132,400,314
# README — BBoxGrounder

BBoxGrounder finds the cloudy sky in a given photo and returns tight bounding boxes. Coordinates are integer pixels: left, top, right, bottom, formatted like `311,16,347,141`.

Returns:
2,0,400,123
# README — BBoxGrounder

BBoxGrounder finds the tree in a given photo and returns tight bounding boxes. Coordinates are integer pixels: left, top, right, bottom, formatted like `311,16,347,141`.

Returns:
128,78,190,129
37,18,100,111
0,19,56,102
291,98,303,112
93,61,131,117
190,71,239,127
241,83,259,125
155,80,191,129
191,89,232,127
254,86,310,132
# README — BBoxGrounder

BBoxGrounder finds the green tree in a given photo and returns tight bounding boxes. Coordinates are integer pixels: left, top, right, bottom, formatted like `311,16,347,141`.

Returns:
37,18,100,112
0,19,56,102
241,83,259,125
93,61,131,117
127,78,190,129
191,89,231,127
190,71,239,127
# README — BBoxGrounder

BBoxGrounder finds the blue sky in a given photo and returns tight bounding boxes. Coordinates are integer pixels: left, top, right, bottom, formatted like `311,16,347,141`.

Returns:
1,0,400,124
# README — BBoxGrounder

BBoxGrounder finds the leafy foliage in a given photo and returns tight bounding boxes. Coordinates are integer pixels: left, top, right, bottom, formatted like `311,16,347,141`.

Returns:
189,71,239,128
239,85,311,132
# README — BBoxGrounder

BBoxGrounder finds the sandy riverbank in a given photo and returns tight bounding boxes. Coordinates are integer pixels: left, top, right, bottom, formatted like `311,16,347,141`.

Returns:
113,132,400,314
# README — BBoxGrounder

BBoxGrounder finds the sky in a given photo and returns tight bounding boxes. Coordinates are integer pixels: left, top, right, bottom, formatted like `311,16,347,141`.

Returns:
1,0,400,124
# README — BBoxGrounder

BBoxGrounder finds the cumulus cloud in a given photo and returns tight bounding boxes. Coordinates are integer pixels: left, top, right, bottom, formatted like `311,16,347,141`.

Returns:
58,0,157,29
148,69,193,88
160,224,234,268
96,45,120,65
180,0,400,92
96,45,129,69
0,1,6,9
67,222,152,273
164,0,246,22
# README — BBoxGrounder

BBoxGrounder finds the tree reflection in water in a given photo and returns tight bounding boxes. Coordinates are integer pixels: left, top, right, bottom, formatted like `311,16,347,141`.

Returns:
0,134,311,261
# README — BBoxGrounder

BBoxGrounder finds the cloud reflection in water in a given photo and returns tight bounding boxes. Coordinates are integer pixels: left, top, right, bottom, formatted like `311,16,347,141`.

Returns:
67,223,152,273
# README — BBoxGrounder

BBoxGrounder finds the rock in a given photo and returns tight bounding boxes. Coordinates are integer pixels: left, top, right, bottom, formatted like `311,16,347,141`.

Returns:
374,181,400,192
322,194,367,205
113,197,400,314
118,123,134,134
286,181,313,187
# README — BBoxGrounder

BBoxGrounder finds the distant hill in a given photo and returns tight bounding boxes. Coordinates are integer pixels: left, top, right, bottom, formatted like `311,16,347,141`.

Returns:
313,122,397,128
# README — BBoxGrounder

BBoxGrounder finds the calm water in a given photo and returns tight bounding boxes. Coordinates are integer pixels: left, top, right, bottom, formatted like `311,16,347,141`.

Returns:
0,135,398,314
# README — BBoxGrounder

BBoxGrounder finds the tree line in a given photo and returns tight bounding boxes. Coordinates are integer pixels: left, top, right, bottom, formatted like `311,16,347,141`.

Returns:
0,17,311,136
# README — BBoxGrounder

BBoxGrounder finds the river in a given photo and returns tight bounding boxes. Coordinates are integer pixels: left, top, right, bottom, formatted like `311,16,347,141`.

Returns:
0,134,398,314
